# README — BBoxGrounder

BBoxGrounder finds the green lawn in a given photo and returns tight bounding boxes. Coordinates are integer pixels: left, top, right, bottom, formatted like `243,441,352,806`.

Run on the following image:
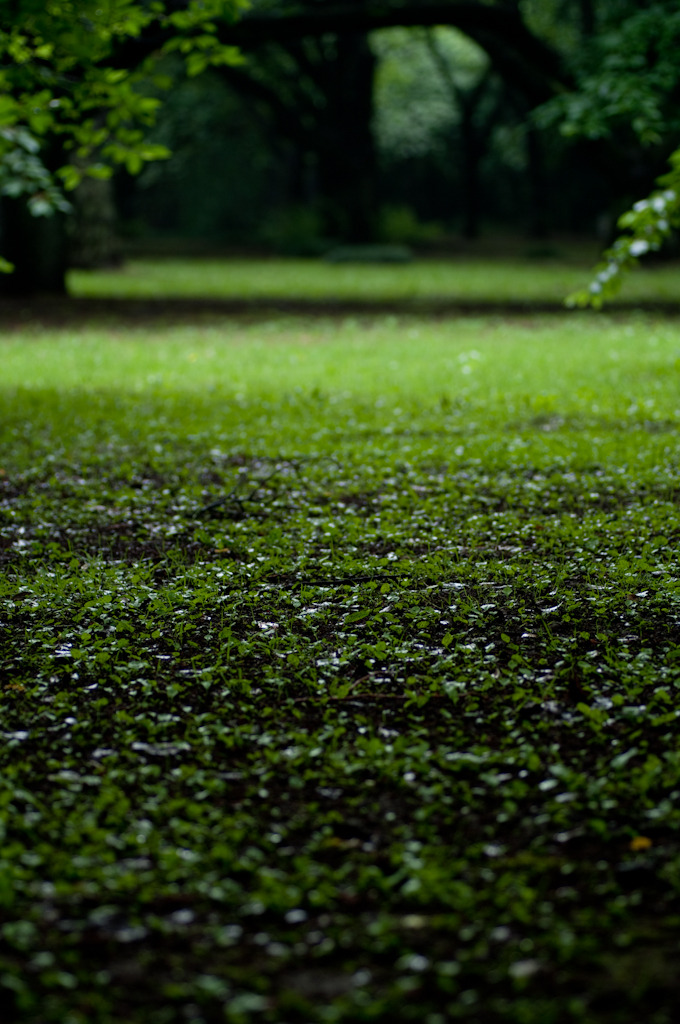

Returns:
2,302,680,1023
67,254,680,304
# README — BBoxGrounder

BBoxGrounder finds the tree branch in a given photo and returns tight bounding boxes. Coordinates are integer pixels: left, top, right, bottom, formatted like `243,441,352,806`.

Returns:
222,1,568,104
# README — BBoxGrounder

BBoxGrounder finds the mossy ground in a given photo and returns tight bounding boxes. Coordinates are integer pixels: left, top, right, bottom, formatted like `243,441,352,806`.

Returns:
2,271,680,1023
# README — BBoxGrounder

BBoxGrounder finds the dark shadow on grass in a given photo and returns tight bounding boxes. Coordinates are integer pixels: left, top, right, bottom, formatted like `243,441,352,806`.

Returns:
2,294,680,326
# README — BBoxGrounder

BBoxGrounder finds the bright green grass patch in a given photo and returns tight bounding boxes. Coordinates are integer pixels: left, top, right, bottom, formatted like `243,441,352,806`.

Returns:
2,313,679,410
67,256,680,303
2,313,680,1024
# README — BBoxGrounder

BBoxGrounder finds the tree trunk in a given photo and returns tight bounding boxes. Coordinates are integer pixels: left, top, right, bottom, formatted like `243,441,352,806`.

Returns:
315,33,379,242
0,197,68,295
217,32,380,243
70,174,122,269
579,0,596,37
526,126,548,238
459,100,485,240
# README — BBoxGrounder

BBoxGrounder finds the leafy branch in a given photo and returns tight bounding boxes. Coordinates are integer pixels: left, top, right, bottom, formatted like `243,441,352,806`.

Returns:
0,0,247,268
568,152,680,308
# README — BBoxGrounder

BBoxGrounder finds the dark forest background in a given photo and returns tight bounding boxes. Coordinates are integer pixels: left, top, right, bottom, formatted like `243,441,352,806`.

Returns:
79,1,680,267
5,0,680,283
108,29,610,259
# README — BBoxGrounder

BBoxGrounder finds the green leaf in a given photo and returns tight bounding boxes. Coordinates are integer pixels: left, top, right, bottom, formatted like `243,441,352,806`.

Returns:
345,608,371,624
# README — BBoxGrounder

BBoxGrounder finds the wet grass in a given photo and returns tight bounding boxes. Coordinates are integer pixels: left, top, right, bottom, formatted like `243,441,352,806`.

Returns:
2,310,680,1023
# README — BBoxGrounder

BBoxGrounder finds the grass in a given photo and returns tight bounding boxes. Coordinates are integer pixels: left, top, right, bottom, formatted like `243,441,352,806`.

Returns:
66,254,680,305
2,292,680,1023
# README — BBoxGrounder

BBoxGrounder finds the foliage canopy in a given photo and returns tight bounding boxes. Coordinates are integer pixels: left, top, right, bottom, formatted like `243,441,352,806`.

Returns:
0,0,245,269
536,0,680,305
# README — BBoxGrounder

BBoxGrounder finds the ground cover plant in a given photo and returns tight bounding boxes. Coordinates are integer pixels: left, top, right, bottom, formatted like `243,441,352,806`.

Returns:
2,306,680,1023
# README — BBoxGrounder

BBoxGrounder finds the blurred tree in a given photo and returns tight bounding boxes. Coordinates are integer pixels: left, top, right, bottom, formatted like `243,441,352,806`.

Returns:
202,0,567,243
123,63,284,244
528,0,680,303
373,27,515,240
215,31,378,242
8,0,677,288
0,0,245,291
224,1,565,106
214,0,680,257
424,31,498,239
128,2,647,249
70,167,122,269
